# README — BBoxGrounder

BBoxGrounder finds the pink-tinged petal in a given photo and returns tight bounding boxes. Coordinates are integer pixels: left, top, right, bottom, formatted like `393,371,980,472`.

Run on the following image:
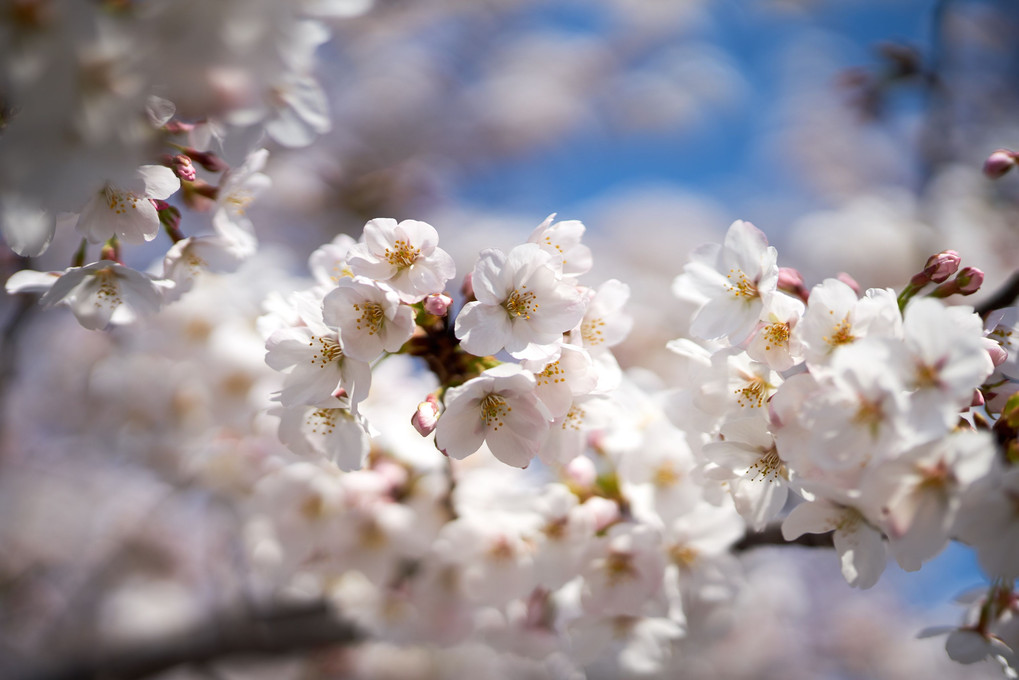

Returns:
398,219,440,251
434,398,486,459
781,500,845,540
362,218,399,253
280,363,344,407
833,520,886,589
265,326,317,370
137,165,181,200
472,249,509,304
455,302,512,356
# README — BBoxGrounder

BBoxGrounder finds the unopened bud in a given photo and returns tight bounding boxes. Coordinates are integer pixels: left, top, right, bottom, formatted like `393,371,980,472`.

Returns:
922,250,960,283
931,267,984,298
424,292,452,317
173,154,196,182
956,267,984,295
564,455,597,488
984,149,1017,179
184,147,229,173
411,394,440,437
777,267,809,302
461,272,475,302
836,272,861,296
985,337,1009,367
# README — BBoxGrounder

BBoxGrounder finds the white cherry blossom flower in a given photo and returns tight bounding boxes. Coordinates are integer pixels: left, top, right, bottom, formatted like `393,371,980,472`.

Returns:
702,416,789,531
75,165,180,245
321,277,415,362
433,364,549,468
745,290,805,371
346,218,456,303
265,290,372,409
309,233,357,288
899,298,993,434
782,498,886,589
674,219,778,345
526,213,592,278
866,429,996,571
580,523,666,617
567,278,633,353
455,244,586,361
523,344,599,419
275,403,372,471
953,466,1019,579
795,279,901,369
38,260,164,330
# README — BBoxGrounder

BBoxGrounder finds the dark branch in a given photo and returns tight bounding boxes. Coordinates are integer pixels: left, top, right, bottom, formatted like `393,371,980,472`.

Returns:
976,270,1019,318
733,523,835,552
14,600,363,680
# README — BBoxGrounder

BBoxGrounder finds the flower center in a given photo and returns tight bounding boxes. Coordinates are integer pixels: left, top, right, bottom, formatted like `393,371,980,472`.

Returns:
384,239,421,269
824,314,856,348
536,360,565,386
747,447,784,482
352,301,385,336
761,322,790,350
504,287,538,319
735,374,770,408
581,316,606,346
309,334,343,368
480,393,510,430
726,268,758,299
93,266,121,308
306,407,341,435
104,186,142,215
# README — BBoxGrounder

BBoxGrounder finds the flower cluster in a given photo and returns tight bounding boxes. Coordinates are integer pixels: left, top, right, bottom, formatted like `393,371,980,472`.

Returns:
1,0,369,329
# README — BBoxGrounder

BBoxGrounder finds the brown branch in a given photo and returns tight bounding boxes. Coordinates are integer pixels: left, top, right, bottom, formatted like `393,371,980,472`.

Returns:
733,523,835,552
976,270,1019,318
14,600,363,680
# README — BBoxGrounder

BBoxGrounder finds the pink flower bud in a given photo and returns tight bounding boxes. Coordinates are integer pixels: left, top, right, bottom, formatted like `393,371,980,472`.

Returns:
411,394,440,437
564,455,597,487
777,267,809,302
922,250,960,283
583,496,621,532
836,272,861,296
184,148,229,173
956,267,984,295
424,292,452,317
173,154,196,182
984,149,1017,179
985,338,1008,367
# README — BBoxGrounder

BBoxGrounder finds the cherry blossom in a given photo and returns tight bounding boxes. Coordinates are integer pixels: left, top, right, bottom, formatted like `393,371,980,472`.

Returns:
346,218,456,303
321,277,415,362
433,364,549,467
455,244,587,361
37,260,165,330
75,165,181,245
674,219,778,345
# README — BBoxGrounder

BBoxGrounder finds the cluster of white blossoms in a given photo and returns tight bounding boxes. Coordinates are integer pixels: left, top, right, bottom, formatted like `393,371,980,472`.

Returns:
249,214,1019,675
1,0,370,329
673,219,1019,668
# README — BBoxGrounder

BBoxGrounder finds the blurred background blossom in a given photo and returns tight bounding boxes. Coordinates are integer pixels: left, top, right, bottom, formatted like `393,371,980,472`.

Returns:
2,0,1019,678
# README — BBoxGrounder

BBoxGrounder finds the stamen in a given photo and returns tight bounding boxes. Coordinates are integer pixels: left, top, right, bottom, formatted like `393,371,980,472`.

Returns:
480,393,511,431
